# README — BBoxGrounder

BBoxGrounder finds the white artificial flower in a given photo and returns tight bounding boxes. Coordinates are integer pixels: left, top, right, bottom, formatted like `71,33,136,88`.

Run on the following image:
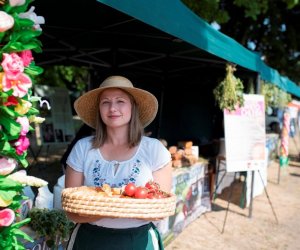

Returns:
0,11,14,32
9,0,26,7
28,115,45,123
19,6,45,31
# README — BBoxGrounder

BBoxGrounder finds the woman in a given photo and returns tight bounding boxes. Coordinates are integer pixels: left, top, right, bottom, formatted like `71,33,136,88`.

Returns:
65,75,172,250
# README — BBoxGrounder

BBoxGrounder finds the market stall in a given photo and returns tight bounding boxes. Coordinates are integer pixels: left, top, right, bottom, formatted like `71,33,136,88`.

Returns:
158,161,211,244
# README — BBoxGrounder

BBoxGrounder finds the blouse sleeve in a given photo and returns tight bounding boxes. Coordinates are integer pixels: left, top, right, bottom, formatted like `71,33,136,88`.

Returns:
66,138,89,172
150,138,171,172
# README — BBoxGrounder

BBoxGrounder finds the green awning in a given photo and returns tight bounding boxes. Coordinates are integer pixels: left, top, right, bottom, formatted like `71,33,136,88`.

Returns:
97,0,300,97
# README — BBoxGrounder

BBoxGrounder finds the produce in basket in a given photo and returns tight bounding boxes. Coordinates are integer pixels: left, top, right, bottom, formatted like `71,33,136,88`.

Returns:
61,182,176,219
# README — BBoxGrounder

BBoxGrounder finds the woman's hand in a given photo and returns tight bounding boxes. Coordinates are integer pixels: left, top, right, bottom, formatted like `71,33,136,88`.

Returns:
153,161,172,193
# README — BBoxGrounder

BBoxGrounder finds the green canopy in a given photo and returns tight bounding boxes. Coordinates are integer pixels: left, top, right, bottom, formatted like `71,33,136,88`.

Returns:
97,0,300,97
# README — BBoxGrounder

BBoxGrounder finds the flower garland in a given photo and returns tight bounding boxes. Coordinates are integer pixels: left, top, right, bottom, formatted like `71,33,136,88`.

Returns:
0,0,47,249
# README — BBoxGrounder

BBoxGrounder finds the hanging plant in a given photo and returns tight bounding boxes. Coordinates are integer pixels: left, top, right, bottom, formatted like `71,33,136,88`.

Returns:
213,63,245,111
261,81,292,111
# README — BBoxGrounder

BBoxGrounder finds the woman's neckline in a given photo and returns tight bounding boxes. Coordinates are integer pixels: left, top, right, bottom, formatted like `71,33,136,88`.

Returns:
97,136,144,164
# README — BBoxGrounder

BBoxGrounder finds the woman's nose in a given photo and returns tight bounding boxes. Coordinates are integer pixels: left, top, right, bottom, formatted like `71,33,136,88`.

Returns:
109,102,117,111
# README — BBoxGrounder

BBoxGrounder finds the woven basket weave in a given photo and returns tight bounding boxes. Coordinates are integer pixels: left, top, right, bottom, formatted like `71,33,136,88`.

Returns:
61,187,176,219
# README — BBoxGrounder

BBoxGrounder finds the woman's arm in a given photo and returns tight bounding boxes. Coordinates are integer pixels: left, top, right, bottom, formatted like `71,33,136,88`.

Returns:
65,165,84,188
153,161,173,192
64,166,104,223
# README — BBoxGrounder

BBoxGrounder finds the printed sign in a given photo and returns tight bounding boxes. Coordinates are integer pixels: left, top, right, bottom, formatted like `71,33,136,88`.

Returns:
224,94,266,172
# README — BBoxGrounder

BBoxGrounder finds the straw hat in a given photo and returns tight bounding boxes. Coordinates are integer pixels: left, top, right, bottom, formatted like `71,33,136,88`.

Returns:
74,76,158,128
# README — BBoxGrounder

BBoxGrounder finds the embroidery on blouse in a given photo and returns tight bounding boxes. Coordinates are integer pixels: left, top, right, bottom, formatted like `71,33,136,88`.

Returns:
119,159,141,186
92,159,142,187
92,160,106,186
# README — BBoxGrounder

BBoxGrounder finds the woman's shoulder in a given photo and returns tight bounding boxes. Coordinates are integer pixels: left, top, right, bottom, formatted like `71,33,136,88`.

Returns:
141,136,163,148
142,135,159,143
75,135,94,147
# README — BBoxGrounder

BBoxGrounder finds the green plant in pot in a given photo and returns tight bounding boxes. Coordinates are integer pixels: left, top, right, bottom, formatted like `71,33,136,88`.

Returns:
28,208,74,249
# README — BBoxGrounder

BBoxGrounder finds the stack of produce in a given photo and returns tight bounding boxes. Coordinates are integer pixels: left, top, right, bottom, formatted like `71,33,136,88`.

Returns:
169,141,198,168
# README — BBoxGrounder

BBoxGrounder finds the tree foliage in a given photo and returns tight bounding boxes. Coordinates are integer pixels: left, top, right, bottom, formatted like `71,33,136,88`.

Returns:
182,0,300,83
36,65,90,94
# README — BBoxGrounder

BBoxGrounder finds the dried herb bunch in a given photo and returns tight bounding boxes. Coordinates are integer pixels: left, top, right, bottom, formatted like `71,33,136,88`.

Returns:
261,81,292,110
213,63,244,111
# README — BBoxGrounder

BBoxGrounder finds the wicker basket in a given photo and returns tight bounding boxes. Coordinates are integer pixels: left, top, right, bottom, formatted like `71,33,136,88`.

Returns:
61,187,176,219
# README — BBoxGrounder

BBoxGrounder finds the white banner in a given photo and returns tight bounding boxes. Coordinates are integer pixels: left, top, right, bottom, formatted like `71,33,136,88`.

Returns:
224,94,266,172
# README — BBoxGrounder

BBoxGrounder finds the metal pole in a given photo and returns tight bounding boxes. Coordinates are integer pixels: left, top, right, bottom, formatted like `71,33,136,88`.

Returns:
248,171,255,218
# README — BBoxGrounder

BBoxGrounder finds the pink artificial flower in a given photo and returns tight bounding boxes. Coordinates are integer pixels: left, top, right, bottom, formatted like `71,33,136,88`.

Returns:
3,96,18,106
0,157,17,175
9,0,26,7
1,53,24,79
18,50,34,67
16,116,29,136
0,208,15,226
2,73,32,98
14,136,30,155
0,11,14,32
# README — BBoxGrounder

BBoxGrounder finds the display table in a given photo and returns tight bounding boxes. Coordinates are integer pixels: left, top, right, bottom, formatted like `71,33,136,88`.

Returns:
157,162,211,244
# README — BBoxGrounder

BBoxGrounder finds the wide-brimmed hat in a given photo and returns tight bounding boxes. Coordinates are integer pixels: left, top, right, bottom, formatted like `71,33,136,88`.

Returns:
74,75,158,128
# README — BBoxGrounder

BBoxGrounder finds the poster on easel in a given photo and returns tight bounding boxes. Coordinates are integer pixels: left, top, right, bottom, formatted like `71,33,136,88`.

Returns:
224,94,266,172
34,85,75,145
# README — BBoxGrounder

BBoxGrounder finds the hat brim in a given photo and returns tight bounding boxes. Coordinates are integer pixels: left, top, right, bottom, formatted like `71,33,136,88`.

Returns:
74,86,158,129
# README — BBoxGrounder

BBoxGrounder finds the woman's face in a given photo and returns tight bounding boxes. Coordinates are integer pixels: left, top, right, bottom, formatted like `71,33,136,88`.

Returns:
99,88,132,128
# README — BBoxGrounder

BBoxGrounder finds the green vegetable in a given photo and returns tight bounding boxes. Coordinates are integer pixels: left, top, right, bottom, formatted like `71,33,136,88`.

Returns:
28,208,74,249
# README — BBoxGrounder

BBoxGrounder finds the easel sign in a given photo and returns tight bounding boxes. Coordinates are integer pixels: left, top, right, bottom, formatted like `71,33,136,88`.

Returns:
223,94,266,172
218,94,278,234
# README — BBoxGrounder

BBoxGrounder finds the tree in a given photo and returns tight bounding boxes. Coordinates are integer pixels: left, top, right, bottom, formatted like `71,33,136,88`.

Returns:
182,0,300,83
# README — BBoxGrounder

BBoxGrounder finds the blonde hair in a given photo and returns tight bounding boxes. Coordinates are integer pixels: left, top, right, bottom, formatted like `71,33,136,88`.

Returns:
92,89,144,148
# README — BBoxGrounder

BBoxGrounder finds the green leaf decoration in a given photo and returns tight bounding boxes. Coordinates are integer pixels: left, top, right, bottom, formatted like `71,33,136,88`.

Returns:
0,176,23,190
0,106,18,118
25,64,44,76
11,228,33,242
12,14,35,29
0,113,21,138
27,106,39,116
11,30,42,44
3,0,33,14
